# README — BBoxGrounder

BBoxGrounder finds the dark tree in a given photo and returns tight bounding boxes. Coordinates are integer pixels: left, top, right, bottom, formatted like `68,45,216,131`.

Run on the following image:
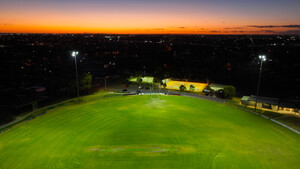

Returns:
179,85,186,91
69,73,93,96
189,85,195,92
80,73,93,94
223,85,236,99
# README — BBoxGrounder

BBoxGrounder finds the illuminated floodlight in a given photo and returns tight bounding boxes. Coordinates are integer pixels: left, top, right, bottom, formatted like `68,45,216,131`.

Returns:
72,51,79,57
259,55,266,61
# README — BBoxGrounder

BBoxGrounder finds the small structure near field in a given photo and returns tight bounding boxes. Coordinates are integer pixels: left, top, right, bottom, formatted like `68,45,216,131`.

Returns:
165,80,208,92
129,76,154,84
209,83,226,91
241,95,300,114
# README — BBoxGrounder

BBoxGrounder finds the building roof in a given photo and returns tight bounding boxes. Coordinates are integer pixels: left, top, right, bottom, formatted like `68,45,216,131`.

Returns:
248,95,280,105
210,83,227,91
241,96,250,101
242,95,300,108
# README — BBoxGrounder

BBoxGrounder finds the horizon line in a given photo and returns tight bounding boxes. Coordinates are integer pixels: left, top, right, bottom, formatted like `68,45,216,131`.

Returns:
1,32,299,36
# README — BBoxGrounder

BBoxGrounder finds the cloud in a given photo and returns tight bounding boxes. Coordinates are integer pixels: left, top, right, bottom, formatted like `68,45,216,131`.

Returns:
262,30,276,33
224,27,243,29
247,25,300,28
152,28,164,30
279,30,300,34
0,23,12,26
230,30,246,33
192,26,205,30
210,30,221,33
227,30,278,34
189,31,206,33
168,26,186,29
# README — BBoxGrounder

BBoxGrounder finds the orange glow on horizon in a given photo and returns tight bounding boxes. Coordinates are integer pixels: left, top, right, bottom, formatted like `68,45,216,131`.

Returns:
0,2,297,35
0,24,290,35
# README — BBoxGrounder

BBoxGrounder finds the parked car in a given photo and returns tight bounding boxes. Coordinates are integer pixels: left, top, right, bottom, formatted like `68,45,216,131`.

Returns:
203,88,215,96
215,90,224,98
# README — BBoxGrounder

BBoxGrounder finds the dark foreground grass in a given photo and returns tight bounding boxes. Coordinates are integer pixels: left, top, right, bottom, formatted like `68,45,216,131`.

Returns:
0,95,299,169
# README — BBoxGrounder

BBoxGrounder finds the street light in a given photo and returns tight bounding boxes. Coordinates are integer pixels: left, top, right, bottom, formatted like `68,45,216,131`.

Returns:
72,51,80,102
254,55,267,113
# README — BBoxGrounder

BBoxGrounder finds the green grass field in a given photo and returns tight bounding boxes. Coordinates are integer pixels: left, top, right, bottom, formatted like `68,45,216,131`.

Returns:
0,94,299,169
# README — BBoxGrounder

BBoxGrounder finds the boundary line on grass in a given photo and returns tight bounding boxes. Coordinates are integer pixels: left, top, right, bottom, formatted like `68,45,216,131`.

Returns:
238,107,300,135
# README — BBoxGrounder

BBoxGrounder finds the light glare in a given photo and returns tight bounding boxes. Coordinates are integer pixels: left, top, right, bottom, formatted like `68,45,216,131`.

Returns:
72,51,78,57
259,55,266,62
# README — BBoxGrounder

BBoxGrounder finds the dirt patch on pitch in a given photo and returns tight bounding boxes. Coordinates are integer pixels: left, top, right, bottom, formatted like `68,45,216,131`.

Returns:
89,147,177,153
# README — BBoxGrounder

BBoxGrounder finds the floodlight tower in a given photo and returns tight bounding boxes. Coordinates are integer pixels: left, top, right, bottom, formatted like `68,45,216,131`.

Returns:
72,51,80,102
254,55,267,113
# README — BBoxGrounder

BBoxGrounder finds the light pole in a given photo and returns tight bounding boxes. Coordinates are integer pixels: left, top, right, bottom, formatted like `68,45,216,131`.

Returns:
102,77,107,91
255,55,266,113
105,77,107,91
72,51,80,102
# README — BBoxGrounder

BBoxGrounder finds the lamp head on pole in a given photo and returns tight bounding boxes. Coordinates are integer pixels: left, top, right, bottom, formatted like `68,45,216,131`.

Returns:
259,55,266,62
72,51,79,57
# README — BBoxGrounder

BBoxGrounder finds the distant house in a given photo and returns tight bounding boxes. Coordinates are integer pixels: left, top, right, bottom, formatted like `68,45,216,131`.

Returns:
241,95,300,114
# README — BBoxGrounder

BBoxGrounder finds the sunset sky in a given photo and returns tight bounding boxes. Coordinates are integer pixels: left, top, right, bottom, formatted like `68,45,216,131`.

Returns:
0,0,300,34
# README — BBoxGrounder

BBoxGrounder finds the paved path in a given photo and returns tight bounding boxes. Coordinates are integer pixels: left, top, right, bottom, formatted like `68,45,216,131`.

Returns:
0,112,36,130
239,106,300,135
